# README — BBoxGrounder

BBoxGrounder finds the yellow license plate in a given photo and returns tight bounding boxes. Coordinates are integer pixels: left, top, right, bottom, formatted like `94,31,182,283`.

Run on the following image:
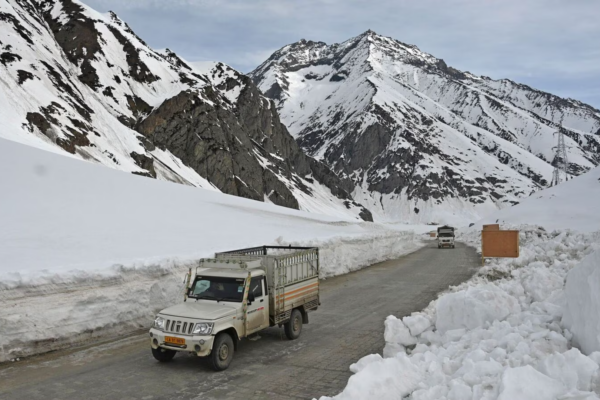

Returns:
165,336,185,345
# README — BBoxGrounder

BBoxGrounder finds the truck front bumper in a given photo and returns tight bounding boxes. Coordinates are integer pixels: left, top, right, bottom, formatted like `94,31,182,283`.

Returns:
149,328,214,357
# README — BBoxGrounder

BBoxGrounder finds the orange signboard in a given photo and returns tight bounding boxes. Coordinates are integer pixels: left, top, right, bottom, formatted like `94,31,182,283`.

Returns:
483,224,500,231
482,230,519,258
429,232,436,238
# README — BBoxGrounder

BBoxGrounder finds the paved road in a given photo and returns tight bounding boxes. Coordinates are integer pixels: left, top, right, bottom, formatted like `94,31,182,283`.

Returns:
0,242,479,400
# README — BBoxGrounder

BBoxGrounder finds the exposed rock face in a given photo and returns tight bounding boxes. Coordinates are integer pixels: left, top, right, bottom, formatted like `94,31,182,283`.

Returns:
0,0,371,221
251,30,600,223
137,89,292,206
138,64,370,218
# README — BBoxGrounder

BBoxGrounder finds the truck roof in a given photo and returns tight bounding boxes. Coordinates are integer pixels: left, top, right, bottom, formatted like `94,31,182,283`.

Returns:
196,268,264,278
196,258,266,278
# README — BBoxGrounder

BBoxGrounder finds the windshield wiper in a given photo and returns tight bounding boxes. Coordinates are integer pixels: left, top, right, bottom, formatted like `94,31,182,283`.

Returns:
195,295,235,302
193,295,241,302
193,295,217,300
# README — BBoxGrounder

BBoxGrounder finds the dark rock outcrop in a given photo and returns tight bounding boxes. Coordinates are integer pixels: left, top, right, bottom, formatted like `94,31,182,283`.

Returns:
136,74,372,220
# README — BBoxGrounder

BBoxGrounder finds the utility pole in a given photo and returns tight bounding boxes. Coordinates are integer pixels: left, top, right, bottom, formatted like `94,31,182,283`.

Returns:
551,126,569,186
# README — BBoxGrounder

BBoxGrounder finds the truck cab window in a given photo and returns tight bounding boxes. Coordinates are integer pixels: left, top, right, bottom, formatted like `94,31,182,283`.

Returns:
189,276,245,302
250,277,263,297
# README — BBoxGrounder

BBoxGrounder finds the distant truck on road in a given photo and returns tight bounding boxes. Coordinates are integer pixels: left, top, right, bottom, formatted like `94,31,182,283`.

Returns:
437,226,455,249
149,246,320,371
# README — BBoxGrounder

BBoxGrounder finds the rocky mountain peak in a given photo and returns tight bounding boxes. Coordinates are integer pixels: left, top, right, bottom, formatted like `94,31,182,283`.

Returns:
251,32,600,223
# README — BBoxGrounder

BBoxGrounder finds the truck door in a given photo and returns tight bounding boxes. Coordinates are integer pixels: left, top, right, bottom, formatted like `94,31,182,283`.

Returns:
246,276,269,334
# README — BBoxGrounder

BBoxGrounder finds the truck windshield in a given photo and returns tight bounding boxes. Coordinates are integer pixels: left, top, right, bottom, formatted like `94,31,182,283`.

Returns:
188,276,245,302
439,233,454,237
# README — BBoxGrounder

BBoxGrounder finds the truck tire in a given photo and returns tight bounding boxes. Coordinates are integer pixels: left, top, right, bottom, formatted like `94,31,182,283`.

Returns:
152,347,176,362
284,309,303,340
210,333,234,371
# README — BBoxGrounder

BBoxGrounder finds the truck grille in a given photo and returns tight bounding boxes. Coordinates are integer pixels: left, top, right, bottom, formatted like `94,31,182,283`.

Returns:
165,319,195,335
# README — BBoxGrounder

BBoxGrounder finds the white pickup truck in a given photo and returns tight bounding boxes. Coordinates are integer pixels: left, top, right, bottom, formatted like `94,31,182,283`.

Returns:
149,246,320,370
437,225,456,249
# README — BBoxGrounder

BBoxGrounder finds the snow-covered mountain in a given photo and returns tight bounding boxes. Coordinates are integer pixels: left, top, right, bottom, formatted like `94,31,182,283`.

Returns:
250,31,600,224
0,0,371,220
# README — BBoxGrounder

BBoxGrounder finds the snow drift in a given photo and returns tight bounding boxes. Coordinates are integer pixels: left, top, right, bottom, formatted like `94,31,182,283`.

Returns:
0,138,424,362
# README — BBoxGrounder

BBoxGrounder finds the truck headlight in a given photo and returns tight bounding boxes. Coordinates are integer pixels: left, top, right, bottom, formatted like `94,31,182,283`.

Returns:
154,316,165,330
192,322,214,335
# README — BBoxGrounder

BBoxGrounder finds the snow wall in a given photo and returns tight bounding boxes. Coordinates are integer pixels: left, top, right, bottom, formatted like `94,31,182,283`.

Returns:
564,249,600,355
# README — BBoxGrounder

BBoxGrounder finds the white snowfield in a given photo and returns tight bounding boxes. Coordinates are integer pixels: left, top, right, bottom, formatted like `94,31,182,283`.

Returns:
475,166,600,233
0,138,426,362
320,168,600,400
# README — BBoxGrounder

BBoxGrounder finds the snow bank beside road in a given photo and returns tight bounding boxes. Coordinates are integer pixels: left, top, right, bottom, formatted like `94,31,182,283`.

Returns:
320,227,600,400
0,139,424,362
564,249,600,355
435,283,521,333
1,228,421,363
282,230,423,278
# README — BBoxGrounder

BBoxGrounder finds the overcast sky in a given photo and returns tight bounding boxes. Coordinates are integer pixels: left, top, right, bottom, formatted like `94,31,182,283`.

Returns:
85,0,600,108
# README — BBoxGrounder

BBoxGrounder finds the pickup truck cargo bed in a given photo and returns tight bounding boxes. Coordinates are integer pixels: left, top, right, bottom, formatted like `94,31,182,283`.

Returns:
211,246,320,324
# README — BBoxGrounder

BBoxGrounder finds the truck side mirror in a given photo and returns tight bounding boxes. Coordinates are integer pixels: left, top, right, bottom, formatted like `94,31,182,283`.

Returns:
248,292,255,304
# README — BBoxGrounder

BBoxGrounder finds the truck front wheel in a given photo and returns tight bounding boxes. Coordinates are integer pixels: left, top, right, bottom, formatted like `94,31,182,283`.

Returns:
210,333,234,371
284,309,303,340
152,347,176,362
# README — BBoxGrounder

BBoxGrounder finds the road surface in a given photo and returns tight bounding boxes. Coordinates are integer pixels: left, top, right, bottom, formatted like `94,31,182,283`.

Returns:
0,242,479,400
